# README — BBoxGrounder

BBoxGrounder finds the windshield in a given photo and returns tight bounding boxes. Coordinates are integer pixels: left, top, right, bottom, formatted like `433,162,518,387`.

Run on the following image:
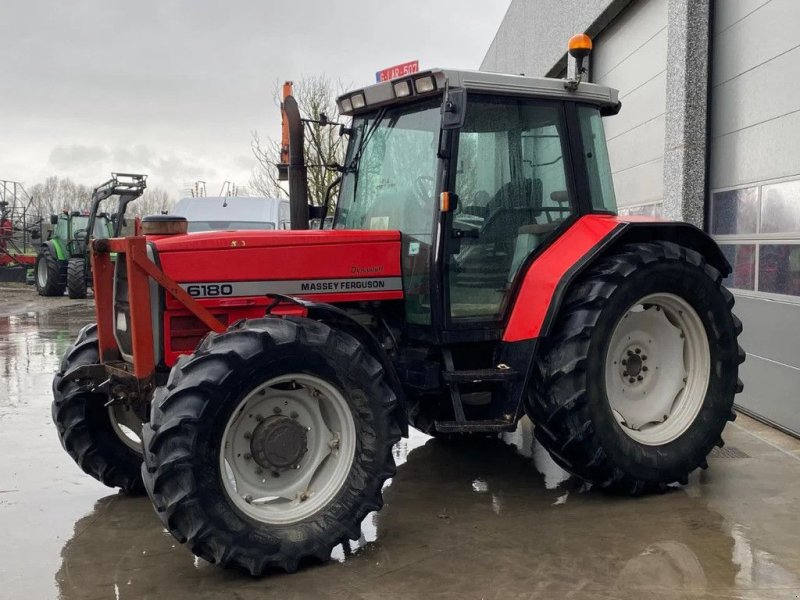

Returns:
72,215,110,239
187,221,276,232
335,99,441,237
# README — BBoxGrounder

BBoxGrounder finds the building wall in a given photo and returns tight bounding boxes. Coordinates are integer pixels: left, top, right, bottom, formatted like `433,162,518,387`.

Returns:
481,0,616,77
708,0,800,436
592,0,668,213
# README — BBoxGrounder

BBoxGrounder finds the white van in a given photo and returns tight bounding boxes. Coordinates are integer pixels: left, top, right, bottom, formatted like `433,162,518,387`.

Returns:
172,197,289,232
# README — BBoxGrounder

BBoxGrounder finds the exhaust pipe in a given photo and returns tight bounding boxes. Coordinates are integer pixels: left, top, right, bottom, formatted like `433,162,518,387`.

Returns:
284,95,310,230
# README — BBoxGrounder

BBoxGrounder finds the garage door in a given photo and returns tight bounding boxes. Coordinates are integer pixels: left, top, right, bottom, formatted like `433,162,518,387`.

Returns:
709,0,800,437
592,0,667,216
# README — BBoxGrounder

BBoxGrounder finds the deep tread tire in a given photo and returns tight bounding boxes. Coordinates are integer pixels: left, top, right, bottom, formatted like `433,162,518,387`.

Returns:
528,241,743,493
66,258,88,299
141,317,402,575
52,324,145,494
35,245,66,296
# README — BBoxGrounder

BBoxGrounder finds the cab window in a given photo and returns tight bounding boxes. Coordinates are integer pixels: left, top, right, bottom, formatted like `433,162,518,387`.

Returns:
448,96,574,320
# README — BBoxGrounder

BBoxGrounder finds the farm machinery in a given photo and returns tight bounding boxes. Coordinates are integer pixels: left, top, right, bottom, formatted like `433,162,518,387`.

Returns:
52,37,743,575
35,173,146,297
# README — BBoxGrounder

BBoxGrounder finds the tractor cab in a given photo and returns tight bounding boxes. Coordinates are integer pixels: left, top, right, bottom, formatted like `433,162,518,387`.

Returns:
333,68,619,335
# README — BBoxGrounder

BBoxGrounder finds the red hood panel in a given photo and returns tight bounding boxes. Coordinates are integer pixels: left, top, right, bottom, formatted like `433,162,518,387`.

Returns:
154,229,404,310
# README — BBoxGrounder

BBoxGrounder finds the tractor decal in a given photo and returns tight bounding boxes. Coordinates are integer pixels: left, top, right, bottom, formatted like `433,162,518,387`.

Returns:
181,277,403,298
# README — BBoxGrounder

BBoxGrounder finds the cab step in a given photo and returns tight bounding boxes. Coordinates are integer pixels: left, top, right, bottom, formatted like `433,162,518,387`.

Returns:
441,368,521,384
434,419,517,433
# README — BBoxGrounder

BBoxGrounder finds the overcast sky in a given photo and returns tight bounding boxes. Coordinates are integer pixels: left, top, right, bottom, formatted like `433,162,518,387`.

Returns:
0,1,510,198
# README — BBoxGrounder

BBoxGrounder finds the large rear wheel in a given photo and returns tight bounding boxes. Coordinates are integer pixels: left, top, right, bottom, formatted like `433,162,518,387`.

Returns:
141,317,401,575
528,241,744,493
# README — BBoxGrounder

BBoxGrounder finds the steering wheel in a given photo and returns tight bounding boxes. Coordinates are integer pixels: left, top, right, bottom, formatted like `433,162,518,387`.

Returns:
73,228,89,240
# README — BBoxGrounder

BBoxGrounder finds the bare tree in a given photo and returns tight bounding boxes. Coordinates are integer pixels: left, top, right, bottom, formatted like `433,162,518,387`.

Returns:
128,186,174,217
27,176,93,216
250,76,347,213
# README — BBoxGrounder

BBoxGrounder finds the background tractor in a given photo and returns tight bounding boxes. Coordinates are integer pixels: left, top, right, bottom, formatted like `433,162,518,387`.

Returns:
35,173,146,297
52,38,743,576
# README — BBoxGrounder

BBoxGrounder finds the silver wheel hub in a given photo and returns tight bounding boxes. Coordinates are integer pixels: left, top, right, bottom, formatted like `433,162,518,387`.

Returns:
250,414,309,471
221,374,356,525
605,293,710,446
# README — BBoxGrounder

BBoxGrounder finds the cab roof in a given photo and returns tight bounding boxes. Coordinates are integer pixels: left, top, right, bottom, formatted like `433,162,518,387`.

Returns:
336,68,621,117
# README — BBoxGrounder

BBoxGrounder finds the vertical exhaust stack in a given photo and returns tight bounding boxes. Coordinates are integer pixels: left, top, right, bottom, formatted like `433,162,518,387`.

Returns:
284,95,310,230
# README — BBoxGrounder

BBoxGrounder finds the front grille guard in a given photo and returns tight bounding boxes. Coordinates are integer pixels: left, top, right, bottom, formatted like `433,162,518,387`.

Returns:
91,236,227,381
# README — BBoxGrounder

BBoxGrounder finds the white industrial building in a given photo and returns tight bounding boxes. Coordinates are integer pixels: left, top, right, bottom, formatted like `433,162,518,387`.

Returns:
483,0,800,436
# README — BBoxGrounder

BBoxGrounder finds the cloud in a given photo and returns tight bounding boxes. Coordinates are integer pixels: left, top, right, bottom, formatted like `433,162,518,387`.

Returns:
47,144,109,169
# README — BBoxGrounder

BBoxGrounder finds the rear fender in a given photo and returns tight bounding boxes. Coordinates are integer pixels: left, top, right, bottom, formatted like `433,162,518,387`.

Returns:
504,216,730,343
499,215,730,423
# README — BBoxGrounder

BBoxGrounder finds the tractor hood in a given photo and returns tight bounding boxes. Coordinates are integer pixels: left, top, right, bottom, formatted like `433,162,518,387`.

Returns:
150,228,404,306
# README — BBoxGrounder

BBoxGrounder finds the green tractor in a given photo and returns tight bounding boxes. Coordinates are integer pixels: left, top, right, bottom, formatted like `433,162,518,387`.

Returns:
35,173,147,298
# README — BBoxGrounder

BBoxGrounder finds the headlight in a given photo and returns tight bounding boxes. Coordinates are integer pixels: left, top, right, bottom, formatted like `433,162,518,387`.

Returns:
393,80,412,98
414,76,436,93
350,93,366,110
340,97,353,113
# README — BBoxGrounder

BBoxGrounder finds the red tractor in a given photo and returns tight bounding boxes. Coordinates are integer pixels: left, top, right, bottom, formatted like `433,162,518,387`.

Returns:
52,44,743,575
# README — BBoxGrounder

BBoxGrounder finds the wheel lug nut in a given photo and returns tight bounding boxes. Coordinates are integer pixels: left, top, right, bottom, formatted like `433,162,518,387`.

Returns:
271,471,280,478
642,366,648,372
244,495,253,504
290,411,299,419
623,371,629,377
273,406,282,414
628,377,635,383
642,355,647,361
243,453,252,460
637,375,643,381
255,414,265,422
621,359,627,366
635,348,641,354
627,350,633,356
244,431,252,440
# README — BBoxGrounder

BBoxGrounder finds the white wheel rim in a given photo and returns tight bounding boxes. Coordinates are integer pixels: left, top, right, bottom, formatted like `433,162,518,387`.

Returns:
604,293,710,446
220,374,356,525
108,404,144,454
37,258,48,287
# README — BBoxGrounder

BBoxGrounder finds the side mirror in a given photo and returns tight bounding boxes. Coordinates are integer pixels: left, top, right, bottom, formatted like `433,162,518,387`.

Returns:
50,214,58,225
441,88,466,130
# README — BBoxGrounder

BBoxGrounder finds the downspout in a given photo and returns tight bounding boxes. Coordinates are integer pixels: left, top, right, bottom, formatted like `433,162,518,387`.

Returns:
703,0,715,232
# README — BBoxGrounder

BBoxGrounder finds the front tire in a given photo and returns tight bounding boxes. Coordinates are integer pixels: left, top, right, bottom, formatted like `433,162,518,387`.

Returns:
528,242,744,493
67,258,88,299
141,317,402,575
35,245,66,296
52,324,145,493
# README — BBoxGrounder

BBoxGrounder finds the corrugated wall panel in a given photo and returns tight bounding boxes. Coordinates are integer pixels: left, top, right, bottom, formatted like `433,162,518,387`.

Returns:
592,0,668,210
710,0,800,436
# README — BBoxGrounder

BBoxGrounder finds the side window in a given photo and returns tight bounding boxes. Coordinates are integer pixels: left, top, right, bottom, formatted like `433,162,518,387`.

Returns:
577,105,617,213
449,97,574,320
55,217,68,241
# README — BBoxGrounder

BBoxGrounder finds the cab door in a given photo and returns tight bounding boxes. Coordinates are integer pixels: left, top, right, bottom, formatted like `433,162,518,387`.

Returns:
444,96,577,326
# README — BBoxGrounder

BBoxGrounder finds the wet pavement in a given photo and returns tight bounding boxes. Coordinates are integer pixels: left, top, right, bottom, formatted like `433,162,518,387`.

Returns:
1,296,800,599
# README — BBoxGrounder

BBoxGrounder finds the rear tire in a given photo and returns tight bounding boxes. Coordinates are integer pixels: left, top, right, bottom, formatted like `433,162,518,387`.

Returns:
141,317,402,575
52,324,145,494
67,258,88,299
528,241,743,493
35,245,66,296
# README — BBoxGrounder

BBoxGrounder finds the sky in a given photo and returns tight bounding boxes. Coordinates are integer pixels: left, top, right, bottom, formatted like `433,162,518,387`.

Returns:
0,1,510,199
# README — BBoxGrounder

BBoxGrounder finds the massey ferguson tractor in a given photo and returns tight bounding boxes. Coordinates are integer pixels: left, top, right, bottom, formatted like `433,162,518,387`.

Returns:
52,37,743,576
